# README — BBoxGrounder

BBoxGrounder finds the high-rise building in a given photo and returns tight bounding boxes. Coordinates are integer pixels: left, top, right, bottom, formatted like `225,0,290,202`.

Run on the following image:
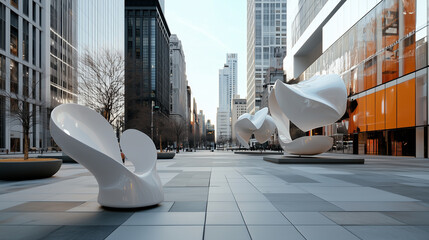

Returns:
285,0,428,157
247,0,287,114
216,109,230,143
0,1,45,152
198,110,206,141
216,53,237,142
124,0,171,137
231,95,247,145
45,0,78,147
218,53,238,111
0,0,78,152
77,0,124,53
169,34,187,121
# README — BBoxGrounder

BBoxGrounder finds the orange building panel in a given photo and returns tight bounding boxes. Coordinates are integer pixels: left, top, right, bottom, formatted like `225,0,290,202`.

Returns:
357,96,367,132
397,78,416,128
385,85,397,129
366,93,376,131
375,88,386,130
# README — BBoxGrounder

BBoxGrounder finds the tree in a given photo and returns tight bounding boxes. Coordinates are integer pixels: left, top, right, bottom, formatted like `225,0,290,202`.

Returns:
78,49,124,128
5,72,42,160
169,116,187,152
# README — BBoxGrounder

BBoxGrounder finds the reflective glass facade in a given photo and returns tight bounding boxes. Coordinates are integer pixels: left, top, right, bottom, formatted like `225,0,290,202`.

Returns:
291,0,328,47
0,1,44,151
247,0,287,114
297,0,429,157
125,0,171,135
49,0,78,107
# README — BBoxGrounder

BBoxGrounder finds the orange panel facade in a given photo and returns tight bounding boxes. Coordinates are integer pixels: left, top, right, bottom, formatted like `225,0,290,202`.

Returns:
366,92,376,131
385,84,397,129
357,95,367,132
397,78,416,128
375,88,386,130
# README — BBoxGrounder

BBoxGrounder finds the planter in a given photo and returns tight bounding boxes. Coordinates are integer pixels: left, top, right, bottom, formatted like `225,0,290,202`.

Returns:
38,153,77,163
0,159,62,180
157,152,176,159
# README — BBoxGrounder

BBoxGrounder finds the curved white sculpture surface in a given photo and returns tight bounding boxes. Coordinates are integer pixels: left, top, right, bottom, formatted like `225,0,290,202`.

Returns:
269,74,347,155
50,104,163,208
235,107,276,148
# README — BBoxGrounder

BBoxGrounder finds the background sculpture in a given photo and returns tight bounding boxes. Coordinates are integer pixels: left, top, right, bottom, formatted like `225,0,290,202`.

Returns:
50,104,163,208
235,107,276,148
269,74,347,155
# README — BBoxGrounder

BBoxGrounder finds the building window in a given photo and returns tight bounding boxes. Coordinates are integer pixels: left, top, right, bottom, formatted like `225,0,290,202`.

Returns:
10,0,18,9
10,12,19,56
0,96,4,148
23,20,29,61
32,27,36,65
23,66,29,97
0,55,5,90
33,1,37,23
10,60,18,94
23,0,29,16
32,69,36,99
0,4,5,50
150,18,156,91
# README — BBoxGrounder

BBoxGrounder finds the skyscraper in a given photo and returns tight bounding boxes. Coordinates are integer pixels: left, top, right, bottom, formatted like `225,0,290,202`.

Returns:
124,0,171,136
46,0,78,147
247,0,287,114
216,53,237,142
169,34,188,122
0,0,77,152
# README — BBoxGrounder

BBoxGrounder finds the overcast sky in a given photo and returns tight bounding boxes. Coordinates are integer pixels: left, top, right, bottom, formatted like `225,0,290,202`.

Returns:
165,0,247,125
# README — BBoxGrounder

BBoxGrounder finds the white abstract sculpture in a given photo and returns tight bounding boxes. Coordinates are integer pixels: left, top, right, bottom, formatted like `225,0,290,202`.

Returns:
269,74,347,155
50,104,163,208
235,107,276,148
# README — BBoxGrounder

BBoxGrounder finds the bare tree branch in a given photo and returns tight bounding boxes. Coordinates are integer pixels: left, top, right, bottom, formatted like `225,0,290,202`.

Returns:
78,49,124,128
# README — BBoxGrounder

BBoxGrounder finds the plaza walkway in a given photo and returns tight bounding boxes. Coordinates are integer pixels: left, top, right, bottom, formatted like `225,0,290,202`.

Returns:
1,151,429,239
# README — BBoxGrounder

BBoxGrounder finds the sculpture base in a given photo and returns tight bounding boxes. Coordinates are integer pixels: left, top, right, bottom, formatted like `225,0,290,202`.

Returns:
234,151,283,155
264,154,364,164
157,152,176,159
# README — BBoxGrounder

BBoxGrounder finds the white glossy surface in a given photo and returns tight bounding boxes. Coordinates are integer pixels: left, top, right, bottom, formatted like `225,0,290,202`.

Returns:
50,104,163,208
235,107,276,148
283,136,334,155
269,74,347,155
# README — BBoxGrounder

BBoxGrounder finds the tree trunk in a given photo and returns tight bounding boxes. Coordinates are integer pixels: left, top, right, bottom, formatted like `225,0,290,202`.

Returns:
23,130,29,160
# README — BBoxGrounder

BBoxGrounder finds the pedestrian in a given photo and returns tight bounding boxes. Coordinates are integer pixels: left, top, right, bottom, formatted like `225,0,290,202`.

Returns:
121,151,125,164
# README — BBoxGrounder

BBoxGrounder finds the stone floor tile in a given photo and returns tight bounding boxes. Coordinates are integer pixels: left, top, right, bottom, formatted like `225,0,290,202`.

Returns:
241,212,291,225
248,226,305,240
205,212,244,225
296,225,361,240
106,226,203,240
204,226,251,240
123,212,205,225
282,212,336,225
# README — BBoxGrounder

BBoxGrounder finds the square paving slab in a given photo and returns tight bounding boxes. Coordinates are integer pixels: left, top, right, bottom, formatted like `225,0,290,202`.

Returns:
1,151,429,239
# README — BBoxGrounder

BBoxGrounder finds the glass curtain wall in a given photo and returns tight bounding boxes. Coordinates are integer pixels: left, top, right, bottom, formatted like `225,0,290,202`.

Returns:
299,0,427,156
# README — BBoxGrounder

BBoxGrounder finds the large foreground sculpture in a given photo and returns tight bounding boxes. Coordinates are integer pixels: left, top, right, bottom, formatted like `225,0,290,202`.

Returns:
269,74,347,155
235,107,276,148
50,104,163,208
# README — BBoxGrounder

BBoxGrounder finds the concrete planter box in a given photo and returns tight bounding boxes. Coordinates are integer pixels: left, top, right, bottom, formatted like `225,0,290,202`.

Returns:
0,159,62,180
157,152,176,159
38,153,77,163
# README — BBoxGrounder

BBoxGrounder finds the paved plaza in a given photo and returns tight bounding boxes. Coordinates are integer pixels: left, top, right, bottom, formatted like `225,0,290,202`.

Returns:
1,151,429,239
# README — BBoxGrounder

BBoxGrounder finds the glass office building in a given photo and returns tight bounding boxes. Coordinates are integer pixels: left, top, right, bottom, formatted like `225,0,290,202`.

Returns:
0,0,44,152
124,0,171,135
287,0,429,157
247,0,287,114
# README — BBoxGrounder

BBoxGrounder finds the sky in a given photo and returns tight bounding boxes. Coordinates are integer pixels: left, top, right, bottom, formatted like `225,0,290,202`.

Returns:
164,0,247,125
